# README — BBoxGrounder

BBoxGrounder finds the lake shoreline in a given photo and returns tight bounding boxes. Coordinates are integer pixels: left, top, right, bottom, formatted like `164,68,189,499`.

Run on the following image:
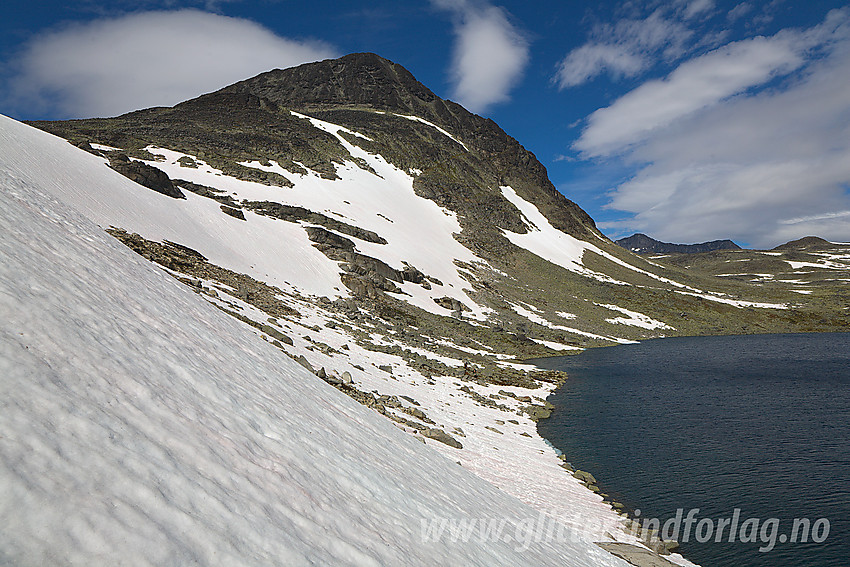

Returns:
531,333,850,567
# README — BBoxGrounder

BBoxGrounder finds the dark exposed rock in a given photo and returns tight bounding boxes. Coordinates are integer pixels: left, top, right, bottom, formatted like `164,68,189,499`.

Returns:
108,153,185,199
173,179,240,208
177,156,198,168
522,402,554,421
74,140,97,154
305,226,403,297
341,254,402,284
459,385,510,411
306,226,356,251
401,265,427,284
572,470,597,485
259,324,293,345
221,205,246,220
340,273,382,298
596,542,679,567
296,355,314,373
434,296,468,312
405,407,428,421
247,201,386,244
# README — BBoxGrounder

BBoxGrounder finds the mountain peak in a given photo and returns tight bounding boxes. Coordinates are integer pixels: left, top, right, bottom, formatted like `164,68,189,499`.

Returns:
222,52,441,117
30,51,600,245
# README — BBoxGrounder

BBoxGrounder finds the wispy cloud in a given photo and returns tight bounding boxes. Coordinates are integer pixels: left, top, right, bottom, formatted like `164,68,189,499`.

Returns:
727,2,753,23
681,0,716,20
554,7,695,89
555,44,648,88
4,9,336,118
574,33,807,157
592,9,850,248
780,210,850,225
432,0,529,114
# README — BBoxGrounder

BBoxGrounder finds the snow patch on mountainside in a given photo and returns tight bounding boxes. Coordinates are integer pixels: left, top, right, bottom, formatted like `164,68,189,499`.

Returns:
672,291,788,309
507,302,635,345
500,186,789,310
598,304,675,331
0,118,344,298
500,185,700,291
134,112,492,320
374,110,469,151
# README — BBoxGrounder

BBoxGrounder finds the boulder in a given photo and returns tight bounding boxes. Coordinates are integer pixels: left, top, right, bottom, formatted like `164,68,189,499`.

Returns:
259,324,293,345
572,470,597,485
433,296,468,313
422,428,463,449
401,265,426,284
220,205,246,220
108,154,185,199
296,355,314,373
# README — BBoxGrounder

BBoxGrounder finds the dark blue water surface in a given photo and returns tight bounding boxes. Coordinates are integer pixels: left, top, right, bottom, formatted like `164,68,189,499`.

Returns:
534,333,850,567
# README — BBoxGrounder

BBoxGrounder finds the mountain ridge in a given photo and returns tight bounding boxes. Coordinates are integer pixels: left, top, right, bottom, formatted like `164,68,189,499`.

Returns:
616,233,741,255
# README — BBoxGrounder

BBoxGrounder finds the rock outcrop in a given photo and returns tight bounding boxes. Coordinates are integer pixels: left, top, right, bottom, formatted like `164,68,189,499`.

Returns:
108,153,185,199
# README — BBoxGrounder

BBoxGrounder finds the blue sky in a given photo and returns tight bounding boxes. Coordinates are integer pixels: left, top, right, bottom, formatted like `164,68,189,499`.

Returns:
2,0,849,248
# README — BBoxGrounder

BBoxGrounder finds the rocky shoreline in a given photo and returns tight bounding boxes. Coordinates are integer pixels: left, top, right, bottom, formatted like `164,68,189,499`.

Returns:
534,380,688,565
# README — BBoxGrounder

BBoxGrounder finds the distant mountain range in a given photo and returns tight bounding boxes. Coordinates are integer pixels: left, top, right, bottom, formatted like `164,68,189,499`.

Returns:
616,233,741,254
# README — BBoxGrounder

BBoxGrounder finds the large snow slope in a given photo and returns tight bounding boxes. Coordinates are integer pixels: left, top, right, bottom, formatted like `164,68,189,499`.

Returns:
0,115,631,565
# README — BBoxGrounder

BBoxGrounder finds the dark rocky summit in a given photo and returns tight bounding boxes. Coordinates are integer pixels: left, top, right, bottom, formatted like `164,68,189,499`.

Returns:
616,233,741,254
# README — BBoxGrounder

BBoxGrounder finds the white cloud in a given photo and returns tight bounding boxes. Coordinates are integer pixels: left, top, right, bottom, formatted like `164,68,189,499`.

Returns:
554,8,694,89
781,210,850,225
555,44,647,88
727,3,753,22
594,9,850,248
681,0,716,20
5,9,337,118
574,35,805,157
432,0,529,113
